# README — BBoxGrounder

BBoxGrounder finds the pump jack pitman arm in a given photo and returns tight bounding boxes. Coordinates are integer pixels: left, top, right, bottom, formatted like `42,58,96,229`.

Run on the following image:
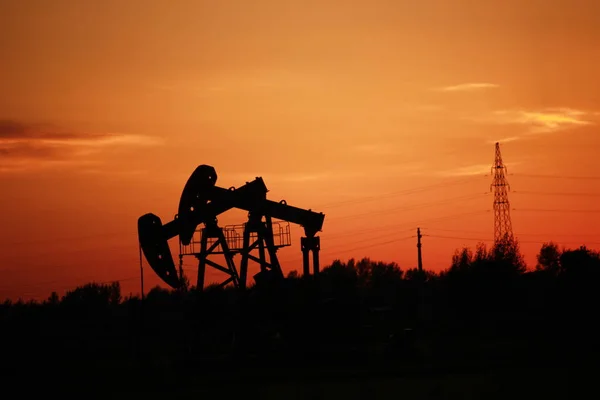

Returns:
137,164,325,289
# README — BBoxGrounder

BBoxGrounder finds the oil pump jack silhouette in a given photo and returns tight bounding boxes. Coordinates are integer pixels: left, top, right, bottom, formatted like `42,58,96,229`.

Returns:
138,165,325,290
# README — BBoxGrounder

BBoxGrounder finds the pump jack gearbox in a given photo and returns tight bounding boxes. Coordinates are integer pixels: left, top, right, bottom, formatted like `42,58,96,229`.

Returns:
137,165,325,290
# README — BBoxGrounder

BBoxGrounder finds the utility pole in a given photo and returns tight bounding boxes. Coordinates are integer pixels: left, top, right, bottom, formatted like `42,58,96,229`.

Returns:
139,243,145,301
417,227,423,272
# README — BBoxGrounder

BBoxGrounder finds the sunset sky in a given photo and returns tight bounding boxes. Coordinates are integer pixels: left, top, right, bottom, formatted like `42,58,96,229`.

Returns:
2,0,600,300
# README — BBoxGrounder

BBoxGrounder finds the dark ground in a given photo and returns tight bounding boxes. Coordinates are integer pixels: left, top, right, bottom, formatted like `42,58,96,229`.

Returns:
3,248,600,398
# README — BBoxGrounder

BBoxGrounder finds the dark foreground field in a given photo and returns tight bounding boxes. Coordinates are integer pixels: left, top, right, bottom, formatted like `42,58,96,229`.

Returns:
3,309,599,399
5,360,597,399
3,247,600,398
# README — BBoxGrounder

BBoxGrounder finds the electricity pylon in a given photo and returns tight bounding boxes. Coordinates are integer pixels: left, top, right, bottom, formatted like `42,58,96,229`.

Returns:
491,142,514,244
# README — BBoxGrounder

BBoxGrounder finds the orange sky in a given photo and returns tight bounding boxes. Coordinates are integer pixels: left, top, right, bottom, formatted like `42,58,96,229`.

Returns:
1,0,600,300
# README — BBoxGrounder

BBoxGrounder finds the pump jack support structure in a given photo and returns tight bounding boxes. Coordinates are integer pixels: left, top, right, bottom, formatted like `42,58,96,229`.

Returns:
301,236,320,278
194,220,240,290
236,213,284,289
137,165,325,290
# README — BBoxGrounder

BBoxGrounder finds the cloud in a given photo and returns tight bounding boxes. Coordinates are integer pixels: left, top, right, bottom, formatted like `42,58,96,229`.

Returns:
0,120,27,137
435,83,499,92
439,161,521,177
227,171,337,184
0,158,101,174
0,120,161,173
468,107,596,144
490,108,593,134
486,136,522,144
223,169,377,185
438,163,491,177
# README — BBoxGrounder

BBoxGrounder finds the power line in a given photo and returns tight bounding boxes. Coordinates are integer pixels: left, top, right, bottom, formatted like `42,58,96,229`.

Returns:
21,201,596,296
322,224,414,240
328,193,488,222
1,209,491,277
516,232,600,238
427,234,600,246
428,234,493,242
0,177,486,247
4,230,136,246
0,275,141,296
407,210,491,228
321,235,415,256
424,227,600,238
511,173,600,181
324,232,416,251
0,242,137,264
422,227,490,235
0,278,66,291
0,243,140,274
323,209,490,245
254,211,491,265
1,180,483,247
514,208,600,213
314,175,485,209
9,202,592,250
513,190,600,197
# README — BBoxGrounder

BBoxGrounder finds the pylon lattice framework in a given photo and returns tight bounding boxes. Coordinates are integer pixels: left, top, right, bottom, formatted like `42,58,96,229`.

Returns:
491,142,514,243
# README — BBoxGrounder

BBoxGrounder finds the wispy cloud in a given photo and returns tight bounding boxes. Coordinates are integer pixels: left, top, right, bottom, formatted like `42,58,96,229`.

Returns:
273,173,332,183
435,83,499,92
225,171,329,183
224,169,376,185
490,108,593,134
438,163,491,177
0,120,161,173
439,161,522,177
486,136,522,144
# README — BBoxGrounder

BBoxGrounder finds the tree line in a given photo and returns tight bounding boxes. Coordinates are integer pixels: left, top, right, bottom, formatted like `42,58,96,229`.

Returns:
1,237,599,393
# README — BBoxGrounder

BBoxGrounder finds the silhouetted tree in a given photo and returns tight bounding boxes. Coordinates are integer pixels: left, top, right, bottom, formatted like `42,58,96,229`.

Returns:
448,245,475,274
404,268,437,283
362,258,403,289
320,259,359,297
536,242,561,275
178,274,191,292
145,285,174,307
61,281,121,311
46,291,60,306
559,245,600,279
490,236,526,274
